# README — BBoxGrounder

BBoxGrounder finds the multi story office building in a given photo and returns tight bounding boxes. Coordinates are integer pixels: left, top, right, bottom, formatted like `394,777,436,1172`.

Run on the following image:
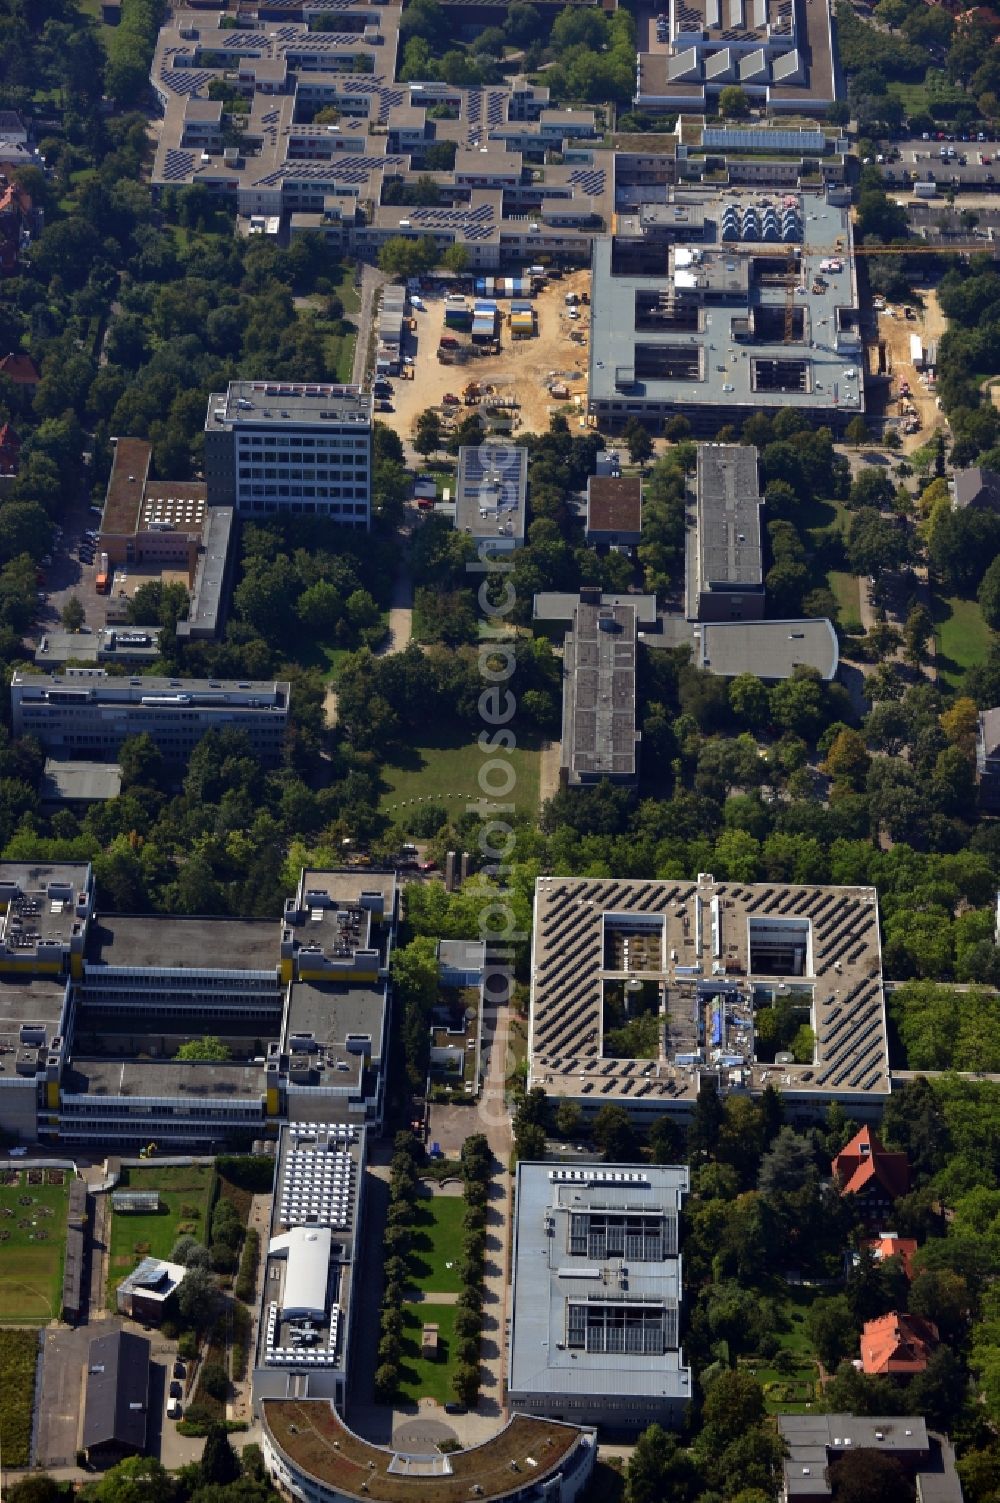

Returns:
0,862,396,1148
204,381,372,526
508,1161,691,1430
10,670,290,765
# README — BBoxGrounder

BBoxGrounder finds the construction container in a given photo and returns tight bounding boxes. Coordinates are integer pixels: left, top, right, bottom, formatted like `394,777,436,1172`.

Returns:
910,334,925,369
445,306,472,329
475,278,495,297
472,316,497,343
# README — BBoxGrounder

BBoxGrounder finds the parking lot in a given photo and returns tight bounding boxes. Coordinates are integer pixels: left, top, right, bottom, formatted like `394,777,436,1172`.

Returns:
32,499,108,648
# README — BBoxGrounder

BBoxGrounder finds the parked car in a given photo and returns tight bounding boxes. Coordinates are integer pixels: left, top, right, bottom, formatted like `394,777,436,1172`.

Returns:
173,1361,185,1380
169,1381,183,1399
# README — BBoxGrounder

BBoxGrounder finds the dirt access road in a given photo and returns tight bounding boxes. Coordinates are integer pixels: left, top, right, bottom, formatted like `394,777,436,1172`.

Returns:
386,269,593,442
876,286,948,452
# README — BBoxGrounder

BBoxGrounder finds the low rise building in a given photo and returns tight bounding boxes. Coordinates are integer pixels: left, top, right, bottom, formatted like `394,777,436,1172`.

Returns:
82,1330,151,1464
508,1161,691,1430
454,442,527,551
861,1312,938,1376
778,1415,963,1503
41,760,124,805
11,670,291,765
262,1404,596,1503
978,707,1000,809
98,438,235,642
585,474,643,548
953,465,1000,512
116,1257,187,1322
546,588,644,789
833,1126,910,1225
35,626,163,670
687,444,764,622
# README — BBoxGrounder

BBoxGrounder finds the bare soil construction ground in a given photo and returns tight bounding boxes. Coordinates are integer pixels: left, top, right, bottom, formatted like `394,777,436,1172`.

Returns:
875,287,948,451
385,269,593,442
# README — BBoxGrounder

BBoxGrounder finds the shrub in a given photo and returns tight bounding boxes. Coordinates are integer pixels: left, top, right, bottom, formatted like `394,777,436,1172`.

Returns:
199,1362,229,1401
234,1227,260,1302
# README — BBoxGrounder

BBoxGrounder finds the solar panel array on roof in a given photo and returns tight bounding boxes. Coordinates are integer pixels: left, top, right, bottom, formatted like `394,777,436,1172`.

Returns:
255,153,403,187
161,64,215,96
569,167,606,196
221,30,269,46
161,147,197,181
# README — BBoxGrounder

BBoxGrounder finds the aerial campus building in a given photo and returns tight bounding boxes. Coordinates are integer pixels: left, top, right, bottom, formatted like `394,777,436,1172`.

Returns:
253,1125,597,1503
0,862,396,1148
10,670,291,766
204,382,373,526
587,181,863,433
528,873,891,1120
635,0,837,115
508,1162,691,1430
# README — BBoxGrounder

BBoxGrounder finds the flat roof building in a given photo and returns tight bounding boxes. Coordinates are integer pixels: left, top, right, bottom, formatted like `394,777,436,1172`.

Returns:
204,381,372,527
253,1122,366,1413
586,475,643,548
693,618,839,680
557,590,642,788
635,0,837,115
508,1161,691,1431
529,873,891,1117
0,860,395,1149
688,444,764,622
116,1256,187,1322
41,760,123,805
778,1415,963,1503
262,1405,596,1503
82,1329,151,1464
455,443,527,551
588,188,863,433
35,627,163,670
98,437,235,640
11,670,291,765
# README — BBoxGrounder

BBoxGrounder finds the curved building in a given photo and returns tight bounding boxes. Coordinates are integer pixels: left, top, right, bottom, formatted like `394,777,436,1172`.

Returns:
261,1402,596,1503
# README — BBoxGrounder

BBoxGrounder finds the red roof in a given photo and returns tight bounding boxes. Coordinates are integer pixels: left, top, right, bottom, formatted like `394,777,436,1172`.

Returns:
0,352,39,385
861,1312,938,1375
862,1233,919,1280
832,1126,910,1201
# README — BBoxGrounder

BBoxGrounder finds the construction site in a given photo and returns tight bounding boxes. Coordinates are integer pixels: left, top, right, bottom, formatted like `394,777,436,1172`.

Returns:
866,286,948,449
387,270,594,441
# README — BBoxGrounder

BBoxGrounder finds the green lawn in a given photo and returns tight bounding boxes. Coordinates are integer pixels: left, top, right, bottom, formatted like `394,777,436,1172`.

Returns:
0,1175,70,1323
886,79,966,117
933,594,993,690
828,570,862,632
380,727,542,820
0,1328,41,1465
407,1194,466,1295
396,1303,460,1405
106,1164,214,1306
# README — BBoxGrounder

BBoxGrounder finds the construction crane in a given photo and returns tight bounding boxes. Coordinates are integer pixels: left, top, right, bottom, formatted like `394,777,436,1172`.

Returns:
793,240,990,257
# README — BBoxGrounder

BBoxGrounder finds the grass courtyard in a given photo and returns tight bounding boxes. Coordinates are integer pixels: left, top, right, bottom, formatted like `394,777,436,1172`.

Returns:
106,1163,215,1307
0,1328,41,1466
0,1174,70,1323
407,1194,466,1295
933,594,993,690
397,1303,461,1406
379,727,542,820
